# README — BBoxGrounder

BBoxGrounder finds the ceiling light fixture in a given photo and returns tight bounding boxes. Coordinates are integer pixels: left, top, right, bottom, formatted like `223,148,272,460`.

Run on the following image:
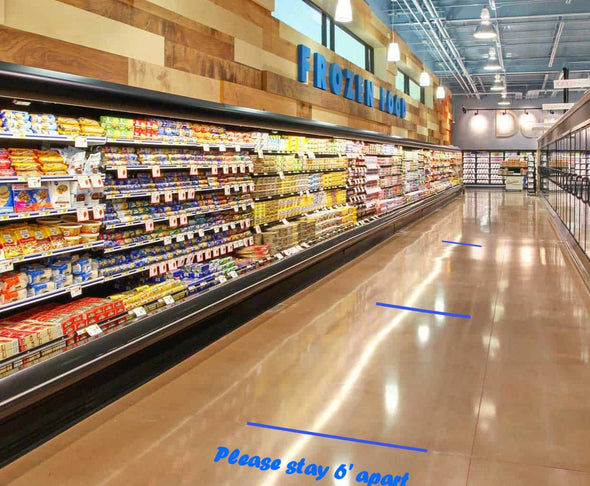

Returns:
335,0,353,23
436,86,446,99
491,75,505,91
498,100,511,106
419,71,431,87
474,7,497,40
387,0,400,62
484,58,501,71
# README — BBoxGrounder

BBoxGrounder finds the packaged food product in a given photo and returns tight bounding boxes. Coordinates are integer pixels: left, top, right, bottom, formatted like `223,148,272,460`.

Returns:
80,221,101,234
0,272,27,292
58,223,81,237
80,233,99,243
12,184,52,212
64,235,81,246
0,337,19,359
24,265,52,284
1,288,27,303
72,258,91,275
47,181,71,209
0,184,14,215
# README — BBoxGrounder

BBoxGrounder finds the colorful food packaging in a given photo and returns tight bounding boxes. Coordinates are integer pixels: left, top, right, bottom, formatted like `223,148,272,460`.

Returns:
12,184,52,212
48,181,71,209
0,184,14,215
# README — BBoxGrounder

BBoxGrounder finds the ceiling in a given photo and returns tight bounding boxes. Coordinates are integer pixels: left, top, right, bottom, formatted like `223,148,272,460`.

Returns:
365,0,590,100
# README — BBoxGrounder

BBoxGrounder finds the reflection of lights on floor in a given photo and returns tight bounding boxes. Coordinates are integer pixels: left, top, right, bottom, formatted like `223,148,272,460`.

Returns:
418,325,430,345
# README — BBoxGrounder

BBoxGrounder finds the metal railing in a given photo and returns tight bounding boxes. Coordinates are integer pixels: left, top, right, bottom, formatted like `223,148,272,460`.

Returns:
540,167,590,257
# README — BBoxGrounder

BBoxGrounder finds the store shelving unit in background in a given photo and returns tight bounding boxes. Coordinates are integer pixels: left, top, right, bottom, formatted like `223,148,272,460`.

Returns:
0,61,462,465
463,149,535,189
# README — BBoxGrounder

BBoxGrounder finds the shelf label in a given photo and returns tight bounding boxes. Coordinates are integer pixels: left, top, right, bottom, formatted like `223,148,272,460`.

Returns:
249,236,254,245
239,221,244,229
222,164,229,175
213,247,220,257
241,184,248,192
275,253,284,260
0,260,13,273
301,242,310,248
151,165,161,178
149,265,159,277
198,228,205,237
255,225,262,234
27,176,41,189
214,226,220,234
245,219,251,228
211,166,218,175
117,167,128,179
179,214,188,226
203,144,210,152
228,243,234,252
92,205,105,220
164,236,173,246
219,144,226,152
248,163,254,172
205,249,212,259
90,174,104,188
186,254,195,265
187,231,194,239
258,149,264,159
278,170,285,180
177,189,187,201
169,215,178,228
230,222,236,229
220,245,227,255
163,295,175,305
145,219,154,232
85,324,103,337
133,306,147,318
233,185,240,192
229,270,239,279
234,205,240,212
235,145,241,152
187,188,195,200
189,164,199,176
74,136,88,148
218,275,228,284
281,219,290,225
69,284,82,298
159,261,168,274
197,252,204,262
224,186,231,196
231,165,238,174
168,259,178,272
164,191,173,203
239,164,245,173
76,207,89,222
151,192,160,204
307,151,316,159
222,224,229,231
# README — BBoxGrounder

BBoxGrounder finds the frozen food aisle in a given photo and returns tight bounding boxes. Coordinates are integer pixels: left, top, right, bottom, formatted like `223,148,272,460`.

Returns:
1,190,589,486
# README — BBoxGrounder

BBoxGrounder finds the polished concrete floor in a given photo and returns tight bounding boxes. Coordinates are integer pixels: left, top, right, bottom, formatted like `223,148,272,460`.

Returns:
2,190,590,485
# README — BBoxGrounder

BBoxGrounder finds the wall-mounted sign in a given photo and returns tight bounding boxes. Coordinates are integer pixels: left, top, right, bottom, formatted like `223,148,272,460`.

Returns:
542,103,574,111
297,44,406,119
554,78,590,89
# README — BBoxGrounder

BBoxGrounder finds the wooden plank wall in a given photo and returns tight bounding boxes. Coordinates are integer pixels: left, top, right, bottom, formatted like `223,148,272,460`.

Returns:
0,0,452,145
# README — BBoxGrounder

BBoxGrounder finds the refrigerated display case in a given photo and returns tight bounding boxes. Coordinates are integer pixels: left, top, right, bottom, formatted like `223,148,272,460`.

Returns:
463,150,535,189
0,62,463,463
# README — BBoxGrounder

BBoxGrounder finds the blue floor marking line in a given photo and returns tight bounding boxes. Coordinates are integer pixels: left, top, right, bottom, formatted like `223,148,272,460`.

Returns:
246,422,428,453
376,303,471,319
441,240,482,248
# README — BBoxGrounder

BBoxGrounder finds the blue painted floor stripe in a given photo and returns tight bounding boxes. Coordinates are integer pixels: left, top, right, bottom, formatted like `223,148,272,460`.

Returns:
246,422,428,453
376,303,471,319
441,240,482,248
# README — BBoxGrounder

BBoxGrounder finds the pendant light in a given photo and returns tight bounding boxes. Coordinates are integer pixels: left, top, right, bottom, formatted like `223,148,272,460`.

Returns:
419,71,431,87
387,0,401,62
474,7,497,40
335,0,352,23
484,47,501,71
436,86,445,99
490,74,504,91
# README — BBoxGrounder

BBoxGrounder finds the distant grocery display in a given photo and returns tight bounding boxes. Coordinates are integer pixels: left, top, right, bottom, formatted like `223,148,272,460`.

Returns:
0,108,462,376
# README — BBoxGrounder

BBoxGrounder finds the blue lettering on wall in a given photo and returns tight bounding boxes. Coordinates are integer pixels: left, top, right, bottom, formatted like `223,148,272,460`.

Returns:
364,80,374,108
354,74,364,103
313,53,328,90
296,44,407,119
297,45,311,83
343,69,354,100
329,63,343,95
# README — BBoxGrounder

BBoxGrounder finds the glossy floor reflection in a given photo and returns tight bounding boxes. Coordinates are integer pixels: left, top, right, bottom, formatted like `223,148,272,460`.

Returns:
2,190,590,485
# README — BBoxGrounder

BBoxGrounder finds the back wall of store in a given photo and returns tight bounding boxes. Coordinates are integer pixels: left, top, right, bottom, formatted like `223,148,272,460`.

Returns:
0,0,452,145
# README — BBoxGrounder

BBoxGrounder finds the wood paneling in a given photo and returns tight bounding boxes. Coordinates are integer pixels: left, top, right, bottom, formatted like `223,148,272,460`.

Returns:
0,0,452,145
0,25,128,85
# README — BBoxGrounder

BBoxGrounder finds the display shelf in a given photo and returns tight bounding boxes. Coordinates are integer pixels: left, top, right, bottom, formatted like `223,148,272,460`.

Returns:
252,168,346,177
103,202,253,229
0,133,106,144
0,207,94,222
0,175,98,183
0,277,104,316
0,240,104,267
104,184,253,200
253,185,346,201
103,218,251,254
104,138,254,150
105,164,254,173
